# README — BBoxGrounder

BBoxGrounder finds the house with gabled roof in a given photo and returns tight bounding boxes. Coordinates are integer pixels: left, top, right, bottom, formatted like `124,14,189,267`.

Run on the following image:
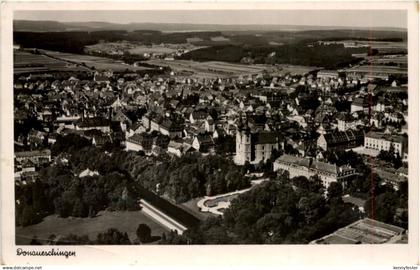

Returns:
317,130,364,151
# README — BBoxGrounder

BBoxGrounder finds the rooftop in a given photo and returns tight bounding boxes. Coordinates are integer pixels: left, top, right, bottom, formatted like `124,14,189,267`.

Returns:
15,149,51,158
311,218,406,244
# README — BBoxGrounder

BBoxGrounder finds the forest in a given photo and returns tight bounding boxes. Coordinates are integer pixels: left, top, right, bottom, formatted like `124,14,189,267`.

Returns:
13,30,225,54
14,29,377,67
17,132,408,243
161,170,408,244
160,175,361,244
180,43,368,69
15,134,249,227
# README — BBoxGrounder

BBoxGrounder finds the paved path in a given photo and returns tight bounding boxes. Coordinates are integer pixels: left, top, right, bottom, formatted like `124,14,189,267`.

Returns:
197,178,269,215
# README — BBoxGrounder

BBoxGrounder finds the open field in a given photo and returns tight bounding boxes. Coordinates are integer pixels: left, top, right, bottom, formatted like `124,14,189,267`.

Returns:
85,41,204,56
368,55,407,66
16,210,168,245
41,50,153,72
275,64,320,76
14,50,90,74
364,41,407,53
129,46,177,55
146,59,277,78
345,64,407,75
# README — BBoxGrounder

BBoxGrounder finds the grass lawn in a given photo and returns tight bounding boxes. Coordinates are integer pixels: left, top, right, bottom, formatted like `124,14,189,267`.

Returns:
204,194,239,208
179,198,217,221
16,210,169,245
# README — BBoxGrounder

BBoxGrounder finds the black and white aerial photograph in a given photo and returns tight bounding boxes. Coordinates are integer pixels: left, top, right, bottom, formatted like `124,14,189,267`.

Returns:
11,7,412,247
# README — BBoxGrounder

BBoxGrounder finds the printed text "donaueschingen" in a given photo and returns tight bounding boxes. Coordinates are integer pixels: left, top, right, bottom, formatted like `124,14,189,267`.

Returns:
16,248,76,258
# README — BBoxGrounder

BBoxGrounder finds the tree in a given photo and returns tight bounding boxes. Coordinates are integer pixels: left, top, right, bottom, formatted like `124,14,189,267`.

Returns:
56,234,91,245
297,193,326,225
136,223,152,243
327,182,343,201
96,228,131,245
30,236,42,245
203,226,230,244
364,191,399,225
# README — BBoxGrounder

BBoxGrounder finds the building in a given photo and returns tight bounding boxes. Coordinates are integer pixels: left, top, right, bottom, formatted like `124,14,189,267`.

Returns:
92,134,112,147
125,133,154,154
15,149,51,165
311,218,406,244
234,117,280,165
336,113,359,131
142,113,184,138
167,140,193,157
192,133,215,153
273,154,356,188
373,168,407,190
189,109,209,124
364,131,408,156
317,130,364,151
75,117,110,133
351,96,371,113
317,70,339,80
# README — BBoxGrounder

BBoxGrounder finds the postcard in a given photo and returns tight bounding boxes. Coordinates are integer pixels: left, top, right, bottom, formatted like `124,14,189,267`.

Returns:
1,0,419,267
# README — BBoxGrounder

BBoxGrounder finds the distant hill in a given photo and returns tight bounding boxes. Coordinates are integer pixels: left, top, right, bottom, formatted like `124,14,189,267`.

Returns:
13,20,407,33
14,20,68,32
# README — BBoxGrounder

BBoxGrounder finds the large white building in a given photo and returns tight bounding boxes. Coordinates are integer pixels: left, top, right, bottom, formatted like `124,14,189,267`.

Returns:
234,118,280,165
273,154,356,188
364,131,408,156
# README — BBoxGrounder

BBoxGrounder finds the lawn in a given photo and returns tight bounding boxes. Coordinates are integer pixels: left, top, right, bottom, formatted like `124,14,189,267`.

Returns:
203,194,239,208
41,50,152,72
179,198,217,221
16,210,169,245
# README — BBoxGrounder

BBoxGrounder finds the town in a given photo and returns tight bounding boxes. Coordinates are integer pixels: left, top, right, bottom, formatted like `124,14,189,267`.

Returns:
13,22,409,245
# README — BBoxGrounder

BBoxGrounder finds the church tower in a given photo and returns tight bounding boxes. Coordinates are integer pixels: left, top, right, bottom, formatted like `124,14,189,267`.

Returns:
235,114,252,165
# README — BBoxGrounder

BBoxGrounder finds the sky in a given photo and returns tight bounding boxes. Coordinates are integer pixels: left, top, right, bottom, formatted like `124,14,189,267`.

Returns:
14,10,407,29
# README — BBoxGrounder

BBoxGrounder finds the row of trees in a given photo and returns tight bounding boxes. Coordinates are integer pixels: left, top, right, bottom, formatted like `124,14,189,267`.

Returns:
30,223,154,245
54,135,249,203
122,152,250,203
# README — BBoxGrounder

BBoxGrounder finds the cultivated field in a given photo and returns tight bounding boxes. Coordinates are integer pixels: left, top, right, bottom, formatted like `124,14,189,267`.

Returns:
275,64,320,76
345,65,408,75
146,59,277,78
85,41,203,56
40,50,153,72
16,210,168,245
368,55,407,66
363,41,407,53
14,50,90,74
128,46,176,55
146,59,318,78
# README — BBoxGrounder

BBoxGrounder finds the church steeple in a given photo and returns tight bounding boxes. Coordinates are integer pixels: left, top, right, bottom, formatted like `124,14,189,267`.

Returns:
238,112,250,133
238,112,244,130
243,114,251,133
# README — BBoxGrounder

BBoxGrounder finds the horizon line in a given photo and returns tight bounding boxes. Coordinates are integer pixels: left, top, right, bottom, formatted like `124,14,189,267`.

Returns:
14,19,408,31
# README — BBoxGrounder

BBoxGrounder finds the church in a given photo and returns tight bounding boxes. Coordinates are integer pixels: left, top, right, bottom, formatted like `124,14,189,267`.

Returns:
234,117,281,165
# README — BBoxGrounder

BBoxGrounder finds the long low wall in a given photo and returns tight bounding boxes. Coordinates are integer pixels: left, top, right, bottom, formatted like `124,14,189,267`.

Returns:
140,199,187,235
